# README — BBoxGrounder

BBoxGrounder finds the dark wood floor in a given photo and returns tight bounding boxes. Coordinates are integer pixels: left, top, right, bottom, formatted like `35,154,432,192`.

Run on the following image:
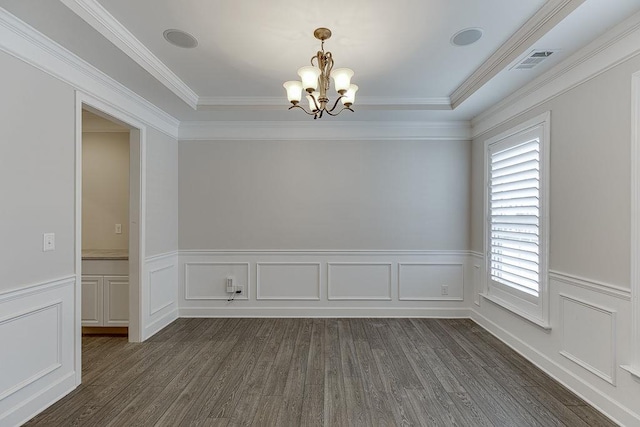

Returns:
25,318,616,426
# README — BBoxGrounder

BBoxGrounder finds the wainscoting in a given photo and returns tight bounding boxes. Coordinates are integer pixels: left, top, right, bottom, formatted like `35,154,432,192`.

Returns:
144,251,179,340
469,252,639,426
178,250,471,318
0,276,76,427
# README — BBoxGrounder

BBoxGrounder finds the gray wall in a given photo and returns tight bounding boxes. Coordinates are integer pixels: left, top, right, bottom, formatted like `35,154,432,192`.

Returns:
146,127,179,256
179,139,470,250
471,54,640,288
82,131,130,250
0,52,75,291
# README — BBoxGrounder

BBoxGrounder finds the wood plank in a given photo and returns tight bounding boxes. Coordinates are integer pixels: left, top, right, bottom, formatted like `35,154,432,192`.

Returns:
25,318,617,427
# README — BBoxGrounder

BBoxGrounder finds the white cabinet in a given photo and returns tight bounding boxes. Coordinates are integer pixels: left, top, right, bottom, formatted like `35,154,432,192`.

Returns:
82,275,128,327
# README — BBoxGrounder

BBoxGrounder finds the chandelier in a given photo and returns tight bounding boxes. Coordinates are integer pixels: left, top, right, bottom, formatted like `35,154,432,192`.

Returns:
283,28,358,119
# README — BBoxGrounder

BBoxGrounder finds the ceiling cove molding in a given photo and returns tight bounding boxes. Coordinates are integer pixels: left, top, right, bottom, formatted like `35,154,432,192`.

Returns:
450,0,585,109
60,0,199,109
472,10,640,139
0,7,179,139
178,121,471,141
196,96,452,111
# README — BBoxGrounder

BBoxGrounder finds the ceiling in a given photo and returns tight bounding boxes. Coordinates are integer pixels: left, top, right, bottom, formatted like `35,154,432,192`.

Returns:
2,0,640,122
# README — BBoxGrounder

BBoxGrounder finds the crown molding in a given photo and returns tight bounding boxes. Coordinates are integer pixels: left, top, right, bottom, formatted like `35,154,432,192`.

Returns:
178,120,471,141
60,0,199,109
450,0,585,109
472,10,640,139
0,7,179,138
196,96,452,111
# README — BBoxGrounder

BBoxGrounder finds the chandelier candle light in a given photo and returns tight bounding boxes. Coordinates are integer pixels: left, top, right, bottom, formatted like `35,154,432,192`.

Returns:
283,28,358,119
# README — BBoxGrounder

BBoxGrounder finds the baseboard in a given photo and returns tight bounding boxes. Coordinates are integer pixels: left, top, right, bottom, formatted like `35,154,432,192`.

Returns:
1,372,76,427
469,309,640,427
143,308,178,340
179,307,472,318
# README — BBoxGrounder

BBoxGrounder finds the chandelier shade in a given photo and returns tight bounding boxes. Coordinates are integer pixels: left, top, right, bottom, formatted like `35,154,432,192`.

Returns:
283,81,303,104
283,28,357,119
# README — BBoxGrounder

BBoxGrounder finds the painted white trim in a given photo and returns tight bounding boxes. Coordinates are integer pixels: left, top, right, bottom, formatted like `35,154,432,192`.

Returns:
1,372,76,427
451,0,584,109
74,91,147,347
0,277,76,427
184,262,251,301
472,10,640,138
559,294,617,386
180,307,472,318
469,251,484,259
621,365,640,381
179,249,471,256
145,250,179,263
631,69,640,374
60,0,198,109
470,308,636,427
397,263,465,301
178,121,471,141
147,264,176,316
0,7,179,138
143,308,179,341
483,111,551,328
327,262,393,301
0,301,63,401
0,275,76,301
550,270,631,301
197,96,452,111
256,262,322,301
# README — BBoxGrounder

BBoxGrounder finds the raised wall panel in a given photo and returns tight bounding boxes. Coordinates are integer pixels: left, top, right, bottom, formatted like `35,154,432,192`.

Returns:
104,276,128,325
0,302,62,400
81,276,102,325
185,262,249,300
560,294,617,385
144,253,179,341
256,263,321,300
148,264,176,316
398,263,464,301
327,263,392,300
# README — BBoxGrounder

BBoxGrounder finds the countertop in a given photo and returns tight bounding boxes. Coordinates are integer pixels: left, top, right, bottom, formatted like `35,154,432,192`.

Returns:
82,249,129,260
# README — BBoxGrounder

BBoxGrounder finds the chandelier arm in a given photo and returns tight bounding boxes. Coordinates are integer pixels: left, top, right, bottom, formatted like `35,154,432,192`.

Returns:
324,106,354,117
310,93,321,112
327,95,345,113
288,104,316,116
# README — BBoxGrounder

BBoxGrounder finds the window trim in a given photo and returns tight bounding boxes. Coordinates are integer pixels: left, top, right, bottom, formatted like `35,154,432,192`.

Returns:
482,111,551,329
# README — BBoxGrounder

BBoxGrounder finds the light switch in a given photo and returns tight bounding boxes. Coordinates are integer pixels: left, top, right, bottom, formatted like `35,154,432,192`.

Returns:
115,224,122,234
43,233,55,251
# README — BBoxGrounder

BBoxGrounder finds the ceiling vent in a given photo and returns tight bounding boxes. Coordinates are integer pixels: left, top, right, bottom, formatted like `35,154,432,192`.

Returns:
511,50,558,70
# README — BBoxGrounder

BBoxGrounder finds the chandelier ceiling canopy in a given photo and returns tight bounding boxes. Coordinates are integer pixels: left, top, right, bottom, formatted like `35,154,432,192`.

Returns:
283,28,358,119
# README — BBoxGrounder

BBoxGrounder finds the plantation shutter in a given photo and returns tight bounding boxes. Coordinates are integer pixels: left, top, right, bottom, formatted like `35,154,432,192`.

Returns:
489,138,540,296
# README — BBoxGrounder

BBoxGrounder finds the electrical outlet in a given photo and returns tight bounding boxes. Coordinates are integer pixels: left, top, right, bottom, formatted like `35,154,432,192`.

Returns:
226,277,235,293
115,224,122,234
441,285,449,296
43,233,55,251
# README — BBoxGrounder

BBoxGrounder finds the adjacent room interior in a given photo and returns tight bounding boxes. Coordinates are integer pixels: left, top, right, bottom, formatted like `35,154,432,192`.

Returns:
2,0,640,425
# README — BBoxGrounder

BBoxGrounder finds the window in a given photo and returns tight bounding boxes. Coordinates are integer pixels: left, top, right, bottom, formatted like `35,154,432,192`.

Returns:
484,112,550,328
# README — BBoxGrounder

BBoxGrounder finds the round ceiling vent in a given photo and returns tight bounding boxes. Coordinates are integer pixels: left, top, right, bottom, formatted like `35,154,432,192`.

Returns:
163,29,198,48
451,28,483,47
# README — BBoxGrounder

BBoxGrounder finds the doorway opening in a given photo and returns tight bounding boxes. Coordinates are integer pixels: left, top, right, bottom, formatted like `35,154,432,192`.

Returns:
74,94,146,384
80,109,130,337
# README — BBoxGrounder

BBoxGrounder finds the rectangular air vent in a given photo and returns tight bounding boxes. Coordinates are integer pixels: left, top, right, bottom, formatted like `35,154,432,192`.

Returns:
511,50,558,70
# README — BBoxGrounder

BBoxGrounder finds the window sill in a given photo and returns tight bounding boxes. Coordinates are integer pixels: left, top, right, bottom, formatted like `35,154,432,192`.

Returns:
480,292,552,331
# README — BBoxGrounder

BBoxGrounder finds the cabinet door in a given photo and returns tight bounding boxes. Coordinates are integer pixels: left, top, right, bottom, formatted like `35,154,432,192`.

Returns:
104,276,129,326
82,276,103,326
